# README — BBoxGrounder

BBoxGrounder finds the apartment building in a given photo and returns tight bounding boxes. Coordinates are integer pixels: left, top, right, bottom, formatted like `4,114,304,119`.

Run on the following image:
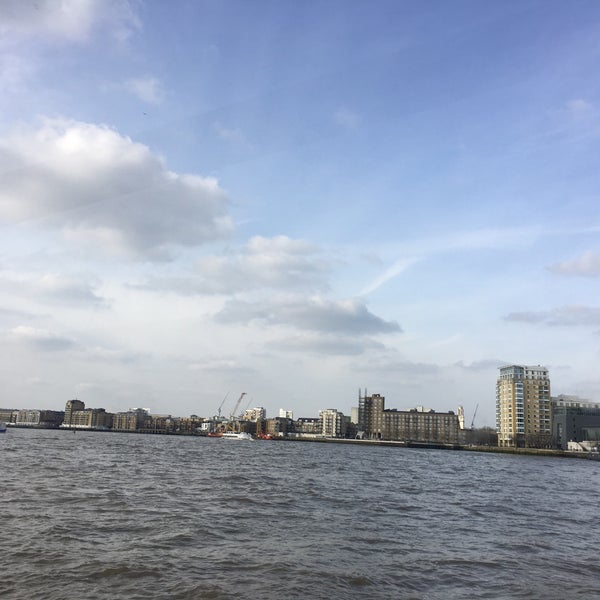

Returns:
496,365,552,447
112,408,149,431
358,390,459,443
61,399,112,430
318,409,347,438
242,407,266,421
358,391,385,439
16,410,64,428
383,407,459,444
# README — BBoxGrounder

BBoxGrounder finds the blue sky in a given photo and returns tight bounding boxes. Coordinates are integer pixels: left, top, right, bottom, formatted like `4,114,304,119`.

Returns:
1,0,599,425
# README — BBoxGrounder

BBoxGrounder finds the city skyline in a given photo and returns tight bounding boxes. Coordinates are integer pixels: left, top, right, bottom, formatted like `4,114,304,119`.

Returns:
1,1,600,426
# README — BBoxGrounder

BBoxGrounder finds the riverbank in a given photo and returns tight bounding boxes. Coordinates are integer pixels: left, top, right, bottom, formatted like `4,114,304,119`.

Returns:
5,424,598,460
275,434,600,460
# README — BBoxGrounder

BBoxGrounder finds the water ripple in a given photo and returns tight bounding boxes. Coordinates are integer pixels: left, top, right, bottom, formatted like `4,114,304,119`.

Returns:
1,429,599,599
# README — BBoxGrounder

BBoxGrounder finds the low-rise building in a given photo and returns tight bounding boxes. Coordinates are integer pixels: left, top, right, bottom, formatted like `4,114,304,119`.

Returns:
357,390,460,444
383,407,459,444
0,408,19,424
16,409,64,428
264,417,293,437
293,417,320,436
147,414,172,431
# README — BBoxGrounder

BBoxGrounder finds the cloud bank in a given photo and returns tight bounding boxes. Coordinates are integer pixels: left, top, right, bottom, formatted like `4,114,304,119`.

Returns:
0,119,233,259
0,0,140,43
216,296,401,335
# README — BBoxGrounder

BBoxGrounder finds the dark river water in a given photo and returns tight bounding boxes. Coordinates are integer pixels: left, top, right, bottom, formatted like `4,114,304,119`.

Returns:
1,428,599,599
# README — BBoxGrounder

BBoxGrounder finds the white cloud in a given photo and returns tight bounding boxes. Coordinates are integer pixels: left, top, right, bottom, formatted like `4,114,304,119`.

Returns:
360,257,419,296
268,333,386,356
0,118,233,260
505,305,600,327
352,357,440,376
125,76,166,105
8,325,76,351
140,235,330,294
200,235,327,291
0,0,140,43
188,358,255,374
84,346,147,364
0,272,105,307
216,295,401,335
549,251,600,277
454,359,504,371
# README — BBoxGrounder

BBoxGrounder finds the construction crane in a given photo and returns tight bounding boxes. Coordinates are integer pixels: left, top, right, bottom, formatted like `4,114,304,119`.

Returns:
216,392,229,419
230,392,247,420
470,403,479,429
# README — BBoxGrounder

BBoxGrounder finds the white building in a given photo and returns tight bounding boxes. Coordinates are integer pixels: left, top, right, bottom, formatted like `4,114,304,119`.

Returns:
242,407,266,421
318,409,346,438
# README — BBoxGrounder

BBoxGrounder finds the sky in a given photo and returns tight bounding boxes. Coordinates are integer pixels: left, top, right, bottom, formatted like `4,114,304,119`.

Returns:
1,0,600,426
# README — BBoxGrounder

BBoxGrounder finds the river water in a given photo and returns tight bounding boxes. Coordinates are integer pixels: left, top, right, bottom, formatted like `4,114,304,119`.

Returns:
1,428,598,599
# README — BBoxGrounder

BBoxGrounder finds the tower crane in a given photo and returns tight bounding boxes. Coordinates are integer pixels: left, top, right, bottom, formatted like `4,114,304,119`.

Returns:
230,392,247,420
216,392,229,419
470,403,479,429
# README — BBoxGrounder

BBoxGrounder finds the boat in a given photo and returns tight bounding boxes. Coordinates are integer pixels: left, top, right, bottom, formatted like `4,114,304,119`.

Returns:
221,431,254,440
0,422,7,433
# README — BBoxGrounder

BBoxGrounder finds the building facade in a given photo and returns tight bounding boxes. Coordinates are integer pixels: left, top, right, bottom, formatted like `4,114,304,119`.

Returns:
16,410,64,428
318,409,347,438
242,407,266,422
112,408,149,431
383,407,459,444
293,417,320,436
61,400,112,430
63,399,85,426
264,417,293,437
358,391,459,444
552,395,600,450
496,365,552,447
358,391,385,439
0,408,19,424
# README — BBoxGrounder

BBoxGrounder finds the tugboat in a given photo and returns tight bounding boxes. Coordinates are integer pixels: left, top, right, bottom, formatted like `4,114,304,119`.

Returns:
0,422,7,433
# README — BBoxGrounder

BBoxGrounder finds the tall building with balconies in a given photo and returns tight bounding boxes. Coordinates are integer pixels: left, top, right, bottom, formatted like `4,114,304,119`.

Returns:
318,409,347,438
496,365,552,447
358,390,385,439
61,399,112,430
242,407,266,422
63,399,85,426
